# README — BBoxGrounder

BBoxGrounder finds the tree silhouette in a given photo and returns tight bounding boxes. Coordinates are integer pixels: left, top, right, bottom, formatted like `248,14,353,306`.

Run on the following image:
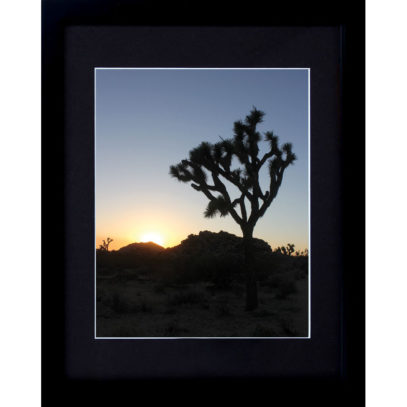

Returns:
286,243,295,256
98,237,113,252
276,243,296,256
169,107,296,310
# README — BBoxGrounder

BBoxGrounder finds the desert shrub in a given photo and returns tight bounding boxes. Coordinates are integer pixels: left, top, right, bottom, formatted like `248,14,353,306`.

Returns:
275,280,298,299
264,275,283,289
170,255,212,282
298,256,308,274
231,283,245,296
262,275,298,299
163,321,184,336
216,300,231,317
274,243,295,256
167,288,207,306
215,255,244,279
96,288,107,303
211,268,234,289
138,301,153,313
96,250,113,269
253,309,274,318
113,268,144,282
254,252,288,281
295,267,307,280
153,284,168,294
111,292,131,313
172,252,245,286
110,293,153,314
279,318,299,336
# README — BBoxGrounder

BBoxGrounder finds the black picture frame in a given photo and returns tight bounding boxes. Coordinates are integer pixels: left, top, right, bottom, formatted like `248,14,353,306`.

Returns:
42,0,365,405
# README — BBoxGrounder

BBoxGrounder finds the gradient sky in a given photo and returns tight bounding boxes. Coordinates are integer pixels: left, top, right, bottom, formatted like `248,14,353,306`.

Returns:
96,68,309,251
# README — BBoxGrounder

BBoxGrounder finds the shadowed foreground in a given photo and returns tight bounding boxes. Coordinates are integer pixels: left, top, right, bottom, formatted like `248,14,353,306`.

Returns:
96,231,308,337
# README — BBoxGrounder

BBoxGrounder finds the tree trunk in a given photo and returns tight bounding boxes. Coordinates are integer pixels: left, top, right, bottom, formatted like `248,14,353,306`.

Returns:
243,228,258,311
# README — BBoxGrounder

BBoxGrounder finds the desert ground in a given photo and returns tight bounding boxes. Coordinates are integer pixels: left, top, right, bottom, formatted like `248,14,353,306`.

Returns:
96,231,309,337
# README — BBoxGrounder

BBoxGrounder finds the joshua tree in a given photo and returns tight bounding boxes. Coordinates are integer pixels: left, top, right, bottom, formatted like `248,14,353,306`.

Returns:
276,243,296,256
169,107,296,310
98,237,113,252
286,243,295,256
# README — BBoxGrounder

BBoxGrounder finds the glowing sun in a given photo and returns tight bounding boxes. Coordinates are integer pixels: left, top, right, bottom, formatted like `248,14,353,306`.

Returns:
140,232,165,247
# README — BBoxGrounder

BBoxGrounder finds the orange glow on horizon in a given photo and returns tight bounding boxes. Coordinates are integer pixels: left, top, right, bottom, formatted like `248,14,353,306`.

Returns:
96,233,308,253
96,204,308,252
139,232,165,247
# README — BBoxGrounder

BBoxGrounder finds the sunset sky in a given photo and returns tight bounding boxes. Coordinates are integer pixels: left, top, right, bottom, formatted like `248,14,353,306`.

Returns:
95,68,309,251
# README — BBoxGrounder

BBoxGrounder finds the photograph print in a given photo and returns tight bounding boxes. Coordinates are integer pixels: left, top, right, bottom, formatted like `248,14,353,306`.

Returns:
95,68,310,338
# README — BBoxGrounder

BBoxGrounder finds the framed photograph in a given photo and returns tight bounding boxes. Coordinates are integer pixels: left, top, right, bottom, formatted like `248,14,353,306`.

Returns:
95,67,310,339
43,0,364,404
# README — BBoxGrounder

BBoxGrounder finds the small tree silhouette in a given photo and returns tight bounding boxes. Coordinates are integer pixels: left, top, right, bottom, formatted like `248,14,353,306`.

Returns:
170,107,296,310
275,243,295,256
286,243,295,256
98,237,113,252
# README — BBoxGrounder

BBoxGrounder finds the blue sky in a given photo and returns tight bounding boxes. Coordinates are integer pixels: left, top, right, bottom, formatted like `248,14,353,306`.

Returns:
96,68,309,250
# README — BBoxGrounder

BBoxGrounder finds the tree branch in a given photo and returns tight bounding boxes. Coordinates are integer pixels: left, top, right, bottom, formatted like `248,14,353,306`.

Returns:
211,173,243,225
170,108,296,237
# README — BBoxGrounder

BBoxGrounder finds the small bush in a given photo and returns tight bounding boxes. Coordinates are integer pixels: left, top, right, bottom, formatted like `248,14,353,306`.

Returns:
275,281,298,299
295,268,307,280
229,283,245,296
167,289,206,306
154,284,167,294
264,275,283,289
139,301,153,313
279,318,299,336
263,276,298,299
110,293,153,314
253,309,274,318
216,301,231,317
111,292,131,313
172,253,244,284
163,321,184,336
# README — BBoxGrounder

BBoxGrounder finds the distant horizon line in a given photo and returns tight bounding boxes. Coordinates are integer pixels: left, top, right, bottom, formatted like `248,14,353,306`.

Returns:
96,230,309,252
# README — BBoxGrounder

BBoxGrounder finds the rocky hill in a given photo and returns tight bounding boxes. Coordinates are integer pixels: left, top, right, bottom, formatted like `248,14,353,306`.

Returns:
169,230,271,256
118,241,166,255
97,231,274,274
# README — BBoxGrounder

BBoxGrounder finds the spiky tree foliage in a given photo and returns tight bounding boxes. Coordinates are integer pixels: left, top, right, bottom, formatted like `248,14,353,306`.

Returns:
170,108,296,310
99,237,113,252
276,243,296,256
286,243,295,256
